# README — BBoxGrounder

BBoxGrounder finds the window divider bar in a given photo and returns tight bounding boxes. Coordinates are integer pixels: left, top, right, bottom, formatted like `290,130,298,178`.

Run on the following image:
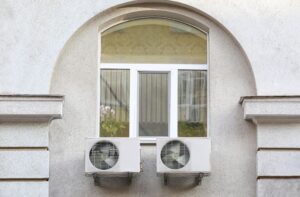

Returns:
129,68,138,138
169,69,178,137
100,63,207,70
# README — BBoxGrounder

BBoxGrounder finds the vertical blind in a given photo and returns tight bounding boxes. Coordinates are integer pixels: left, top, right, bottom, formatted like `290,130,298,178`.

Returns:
139,72,169,136
100,69,130,137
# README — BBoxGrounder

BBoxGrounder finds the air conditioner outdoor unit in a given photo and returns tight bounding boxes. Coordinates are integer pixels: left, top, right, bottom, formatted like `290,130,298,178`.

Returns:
156,138,211,185
85,138,140,176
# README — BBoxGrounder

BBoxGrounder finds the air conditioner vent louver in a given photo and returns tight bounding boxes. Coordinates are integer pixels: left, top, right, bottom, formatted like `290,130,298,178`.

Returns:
89,141,119,170
161,140,190,169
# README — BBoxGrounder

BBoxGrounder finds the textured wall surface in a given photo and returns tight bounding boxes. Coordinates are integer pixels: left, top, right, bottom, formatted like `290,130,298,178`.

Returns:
0,182,49,197
49,5,256,196
1,0,300,95
257,179,300,197
1,1,299,196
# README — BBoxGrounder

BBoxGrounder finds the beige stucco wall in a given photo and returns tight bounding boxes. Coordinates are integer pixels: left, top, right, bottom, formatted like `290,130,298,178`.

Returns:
49,4,256,196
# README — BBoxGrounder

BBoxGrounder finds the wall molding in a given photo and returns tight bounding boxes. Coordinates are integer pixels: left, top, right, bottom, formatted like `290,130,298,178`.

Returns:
241,96,300,196
0,95,64,197
0,95,64,122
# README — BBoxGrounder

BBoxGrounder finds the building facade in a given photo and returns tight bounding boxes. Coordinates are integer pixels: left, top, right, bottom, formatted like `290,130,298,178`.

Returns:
1,1,300,196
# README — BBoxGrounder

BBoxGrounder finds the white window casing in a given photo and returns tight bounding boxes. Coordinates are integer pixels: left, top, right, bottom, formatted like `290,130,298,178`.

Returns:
99,63,207,142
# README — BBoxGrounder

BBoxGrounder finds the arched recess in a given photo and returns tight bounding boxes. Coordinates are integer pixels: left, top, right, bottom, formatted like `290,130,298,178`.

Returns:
50,3,257,197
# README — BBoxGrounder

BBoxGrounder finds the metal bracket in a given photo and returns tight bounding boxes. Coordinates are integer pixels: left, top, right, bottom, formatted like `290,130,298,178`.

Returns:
93,174,101,186
164,174,168,185
93,173,133,186
194,173,205,186
163,173,207,186
128,173,133,184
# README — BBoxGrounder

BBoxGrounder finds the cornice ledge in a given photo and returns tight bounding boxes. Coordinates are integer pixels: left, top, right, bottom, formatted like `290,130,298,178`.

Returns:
240,96,300,123
0,94,64,122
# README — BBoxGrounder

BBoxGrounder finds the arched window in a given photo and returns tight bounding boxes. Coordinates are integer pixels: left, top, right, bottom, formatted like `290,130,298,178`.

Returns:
99,18,207,141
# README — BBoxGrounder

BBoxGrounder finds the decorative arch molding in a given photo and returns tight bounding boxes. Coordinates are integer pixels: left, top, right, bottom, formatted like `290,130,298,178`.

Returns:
51,1,256,92
97,3,210,34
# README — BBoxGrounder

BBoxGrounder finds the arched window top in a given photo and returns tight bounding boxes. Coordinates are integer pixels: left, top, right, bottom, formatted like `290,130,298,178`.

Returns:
99,18,208,139
101,18,207,64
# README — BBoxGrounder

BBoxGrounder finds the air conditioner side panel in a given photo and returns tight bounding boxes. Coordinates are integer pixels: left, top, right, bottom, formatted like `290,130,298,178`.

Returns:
119,138,140,173
189,139,211,173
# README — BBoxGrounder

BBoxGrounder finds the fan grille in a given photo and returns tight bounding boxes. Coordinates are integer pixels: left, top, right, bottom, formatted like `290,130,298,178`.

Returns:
89,141,119,170
161,140,190,169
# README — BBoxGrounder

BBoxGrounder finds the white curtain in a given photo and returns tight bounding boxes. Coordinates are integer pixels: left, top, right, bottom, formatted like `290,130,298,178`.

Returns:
178,70,207,129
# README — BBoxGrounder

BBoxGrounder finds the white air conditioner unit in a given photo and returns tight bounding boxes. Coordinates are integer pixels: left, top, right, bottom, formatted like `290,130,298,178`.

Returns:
157,138,211,176
85,138,140,176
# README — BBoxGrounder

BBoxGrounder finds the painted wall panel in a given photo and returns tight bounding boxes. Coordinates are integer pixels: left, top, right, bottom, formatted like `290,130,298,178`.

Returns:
0,122,48,147
0,150,49,179
0,181,48,197
257,150,300,177
257,179,300,197
257,123,300,148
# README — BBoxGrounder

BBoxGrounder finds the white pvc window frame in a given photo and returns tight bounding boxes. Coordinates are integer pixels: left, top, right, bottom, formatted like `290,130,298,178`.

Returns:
100,63,208,143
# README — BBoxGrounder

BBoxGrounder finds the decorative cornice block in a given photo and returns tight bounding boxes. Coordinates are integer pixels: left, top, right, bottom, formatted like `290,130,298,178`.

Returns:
0,95,64,197
240,96,300,123
0,95,64,122
241,96,300,195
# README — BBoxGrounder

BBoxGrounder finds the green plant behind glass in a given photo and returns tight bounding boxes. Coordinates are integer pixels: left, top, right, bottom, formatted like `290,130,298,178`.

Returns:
178,121,206,137
100,105,128,137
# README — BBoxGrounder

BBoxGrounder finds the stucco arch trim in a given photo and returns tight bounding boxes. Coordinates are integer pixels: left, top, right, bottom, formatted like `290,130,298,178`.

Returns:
51,1,256,93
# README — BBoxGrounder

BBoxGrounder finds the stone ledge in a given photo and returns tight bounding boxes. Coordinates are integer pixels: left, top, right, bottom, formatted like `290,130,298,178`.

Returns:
240,96,300,122
0,95,64,122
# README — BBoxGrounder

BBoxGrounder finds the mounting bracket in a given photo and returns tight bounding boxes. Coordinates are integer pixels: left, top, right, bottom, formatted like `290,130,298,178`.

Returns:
163,173,208,186
93,173,133,186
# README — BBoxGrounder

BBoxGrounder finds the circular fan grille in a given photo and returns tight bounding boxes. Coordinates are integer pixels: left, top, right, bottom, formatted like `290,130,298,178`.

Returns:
161,140,190,169
89,141,119,170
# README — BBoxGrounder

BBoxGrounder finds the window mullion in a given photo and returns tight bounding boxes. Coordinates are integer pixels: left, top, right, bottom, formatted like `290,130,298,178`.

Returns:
169,69,178,137
129,68,138,137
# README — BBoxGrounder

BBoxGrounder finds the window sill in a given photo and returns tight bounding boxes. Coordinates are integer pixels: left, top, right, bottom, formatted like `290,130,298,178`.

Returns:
140,137,157,145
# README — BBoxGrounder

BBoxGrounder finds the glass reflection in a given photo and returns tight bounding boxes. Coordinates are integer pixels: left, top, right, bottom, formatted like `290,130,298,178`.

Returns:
178,70,207,137
100,69,130,137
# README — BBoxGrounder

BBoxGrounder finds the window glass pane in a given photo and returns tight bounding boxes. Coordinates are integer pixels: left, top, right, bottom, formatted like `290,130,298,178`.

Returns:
101,18,207,64
100,69,129,137
178,70,207,137
139,72,169,136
